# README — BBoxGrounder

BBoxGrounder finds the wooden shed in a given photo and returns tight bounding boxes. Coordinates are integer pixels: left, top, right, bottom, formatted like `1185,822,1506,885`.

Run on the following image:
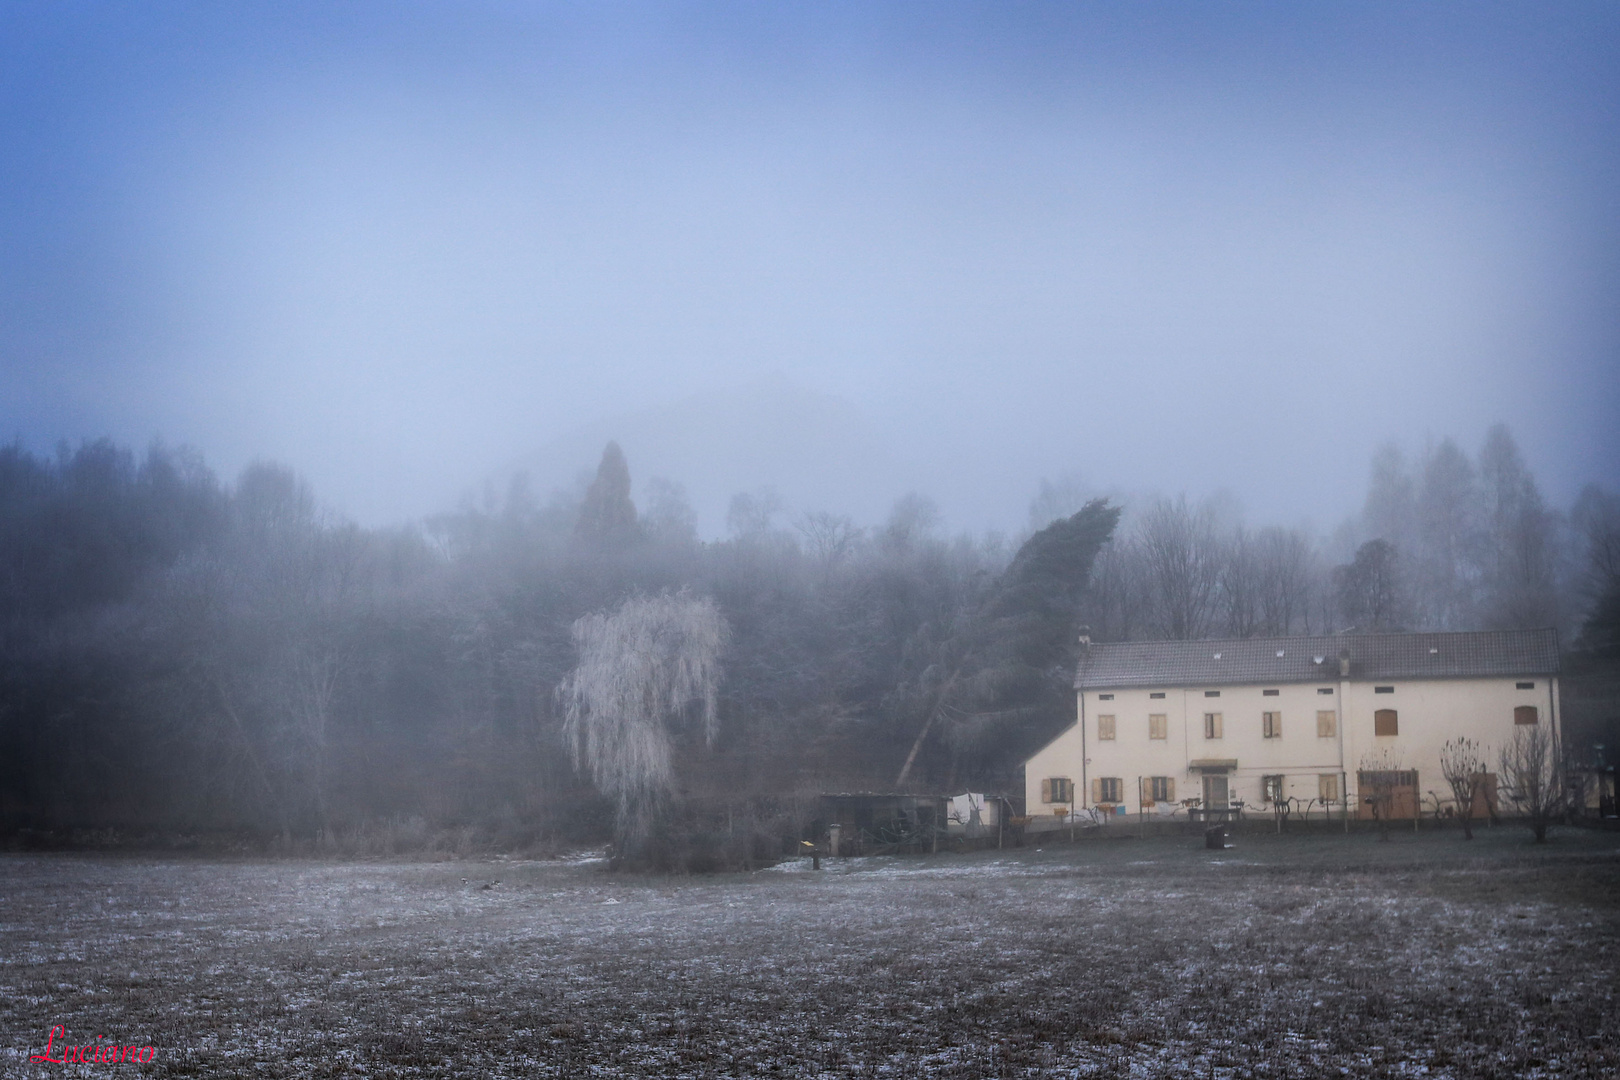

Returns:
817,793,949,855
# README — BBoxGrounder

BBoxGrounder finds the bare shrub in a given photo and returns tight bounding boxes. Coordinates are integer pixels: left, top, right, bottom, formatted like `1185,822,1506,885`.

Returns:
1438,737,1489,840
1498,722,1566,843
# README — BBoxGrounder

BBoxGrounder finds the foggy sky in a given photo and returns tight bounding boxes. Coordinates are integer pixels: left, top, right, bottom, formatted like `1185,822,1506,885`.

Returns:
3,3,1617,537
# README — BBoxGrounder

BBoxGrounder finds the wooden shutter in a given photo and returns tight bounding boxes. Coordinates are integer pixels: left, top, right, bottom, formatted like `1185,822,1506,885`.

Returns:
1091,778,1103,804
1374,708,1398,736
1514,705,1538,726
1317,709,1336,738
1167,777,1176,802
1140,777,1152,805
1040,778,1053,803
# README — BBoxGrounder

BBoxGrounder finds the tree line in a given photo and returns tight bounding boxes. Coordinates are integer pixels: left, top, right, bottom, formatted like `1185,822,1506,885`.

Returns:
1076,425,1598,643
0,425,1613,851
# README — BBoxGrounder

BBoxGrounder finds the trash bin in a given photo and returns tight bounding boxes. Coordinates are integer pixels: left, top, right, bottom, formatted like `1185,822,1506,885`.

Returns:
1204,825,1227,850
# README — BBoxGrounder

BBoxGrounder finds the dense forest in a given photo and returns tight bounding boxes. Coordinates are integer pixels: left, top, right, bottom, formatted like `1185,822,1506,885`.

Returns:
1,425,1615,852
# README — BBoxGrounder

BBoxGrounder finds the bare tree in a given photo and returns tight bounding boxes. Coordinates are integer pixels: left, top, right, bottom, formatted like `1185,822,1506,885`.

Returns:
641,477,698,546
1334,539,1405,631
556,591,729,857
1362,442,1418,555
1415,438,1484,629
1220,528,1262,638
1498,722,1566,843
1571,483,1620,606
796,510,863,579
1083,538,1144,642
1137,496,1221,640
1479,424,1557,629
726,488,786,540
1253,526,1315,635
1438,736,1489,840
881,493,942,553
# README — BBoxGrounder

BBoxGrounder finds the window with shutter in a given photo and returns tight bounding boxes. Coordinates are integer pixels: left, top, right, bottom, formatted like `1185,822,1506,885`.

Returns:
1149,713,1167,740
1149,776,1173,802
1316,709,1336,738
1514,705,1538,726
1318,774,1339,803
1097,714,1116,740
1204,712,1223,739
1262,711,1281,738
1374,708,1398,736
1262,775,1285,802
1097,777,1123,803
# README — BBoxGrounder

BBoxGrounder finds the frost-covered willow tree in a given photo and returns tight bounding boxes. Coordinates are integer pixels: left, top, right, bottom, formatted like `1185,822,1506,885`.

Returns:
556,591,729,854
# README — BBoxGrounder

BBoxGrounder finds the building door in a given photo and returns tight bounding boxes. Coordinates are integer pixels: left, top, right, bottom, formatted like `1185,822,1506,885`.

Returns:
1203,774,1229,810
1356,770,1419,820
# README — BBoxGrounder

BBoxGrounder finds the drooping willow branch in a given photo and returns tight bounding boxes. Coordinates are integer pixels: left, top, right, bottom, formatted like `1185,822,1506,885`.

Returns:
556,591,728,848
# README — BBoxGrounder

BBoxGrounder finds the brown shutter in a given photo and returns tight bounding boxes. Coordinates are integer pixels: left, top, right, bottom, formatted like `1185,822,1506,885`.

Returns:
1091,778,1102,805
1041,778,1053,803
1514,705,1538,726
1167,777,1176,802
1374,709,1398,736
1140,777,1151,805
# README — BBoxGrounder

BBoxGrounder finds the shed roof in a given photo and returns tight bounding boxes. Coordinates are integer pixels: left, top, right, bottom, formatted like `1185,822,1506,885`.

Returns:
1074,629,1559,690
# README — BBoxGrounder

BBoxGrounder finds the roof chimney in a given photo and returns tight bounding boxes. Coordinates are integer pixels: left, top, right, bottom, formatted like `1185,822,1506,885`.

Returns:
1338,648,1351,678
1077,625,1092,653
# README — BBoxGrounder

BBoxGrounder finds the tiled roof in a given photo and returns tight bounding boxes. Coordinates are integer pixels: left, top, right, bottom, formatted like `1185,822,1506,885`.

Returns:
1074,629,1560,690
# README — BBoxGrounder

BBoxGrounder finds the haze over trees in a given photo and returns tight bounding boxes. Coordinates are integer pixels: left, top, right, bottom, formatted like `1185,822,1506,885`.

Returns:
0,425,1613,850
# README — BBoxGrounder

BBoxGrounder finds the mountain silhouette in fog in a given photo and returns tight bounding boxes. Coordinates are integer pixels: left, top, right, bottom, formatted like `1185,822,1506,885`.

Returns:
508,376,919,537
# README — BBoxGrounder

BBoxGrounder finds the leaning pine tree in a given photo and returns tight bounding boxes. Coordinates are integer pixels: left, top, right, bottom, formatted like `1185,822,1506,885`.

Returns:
556,591,729,862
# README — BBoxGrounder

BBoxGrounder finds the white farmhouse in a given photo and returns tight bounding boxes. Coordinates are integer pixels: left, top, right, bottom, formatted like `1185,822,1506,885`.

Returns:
1023,629,1561,821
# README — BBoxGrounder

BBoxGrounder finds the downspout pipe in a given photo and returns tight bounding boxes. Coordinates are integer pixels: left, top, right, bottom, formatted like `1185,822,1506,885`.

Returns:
1338,649,1351,832
1078,688,1088,818
1077,628,1091,818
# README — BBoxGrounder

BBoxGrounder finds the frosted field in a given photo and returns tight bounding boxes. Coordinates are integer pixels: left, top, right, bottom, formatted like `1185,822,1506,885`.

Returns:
2,828,1617,1078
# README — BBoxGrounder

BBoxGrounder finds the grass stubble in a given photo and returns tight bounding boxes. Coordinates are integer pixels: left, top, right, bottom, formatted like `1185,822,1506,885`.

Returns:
1,827,1617,1078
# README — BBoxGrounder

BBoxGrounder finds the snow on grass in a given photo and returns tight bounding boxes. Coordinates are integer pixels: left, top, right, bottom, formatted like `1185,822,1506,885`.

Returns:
0,829,1617,1077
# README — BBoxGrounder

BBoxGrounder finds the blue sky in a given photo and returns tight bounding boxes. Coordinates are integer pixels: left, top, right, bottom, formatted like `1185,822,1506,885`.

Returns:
2,3,1617,534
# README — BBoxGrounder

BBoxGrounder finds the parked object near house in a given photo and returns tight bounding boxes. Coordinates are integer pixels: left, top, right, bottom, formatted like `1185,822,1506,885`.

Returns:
945,793,1005,836
1569,761,1618,820
817,794,949,855
1024,629,1561,825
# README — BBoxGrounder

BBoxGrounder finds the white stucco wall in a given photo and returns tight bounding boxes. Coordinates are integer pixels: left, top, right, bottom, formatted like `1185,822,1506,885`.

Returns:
1024,673,1559,817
